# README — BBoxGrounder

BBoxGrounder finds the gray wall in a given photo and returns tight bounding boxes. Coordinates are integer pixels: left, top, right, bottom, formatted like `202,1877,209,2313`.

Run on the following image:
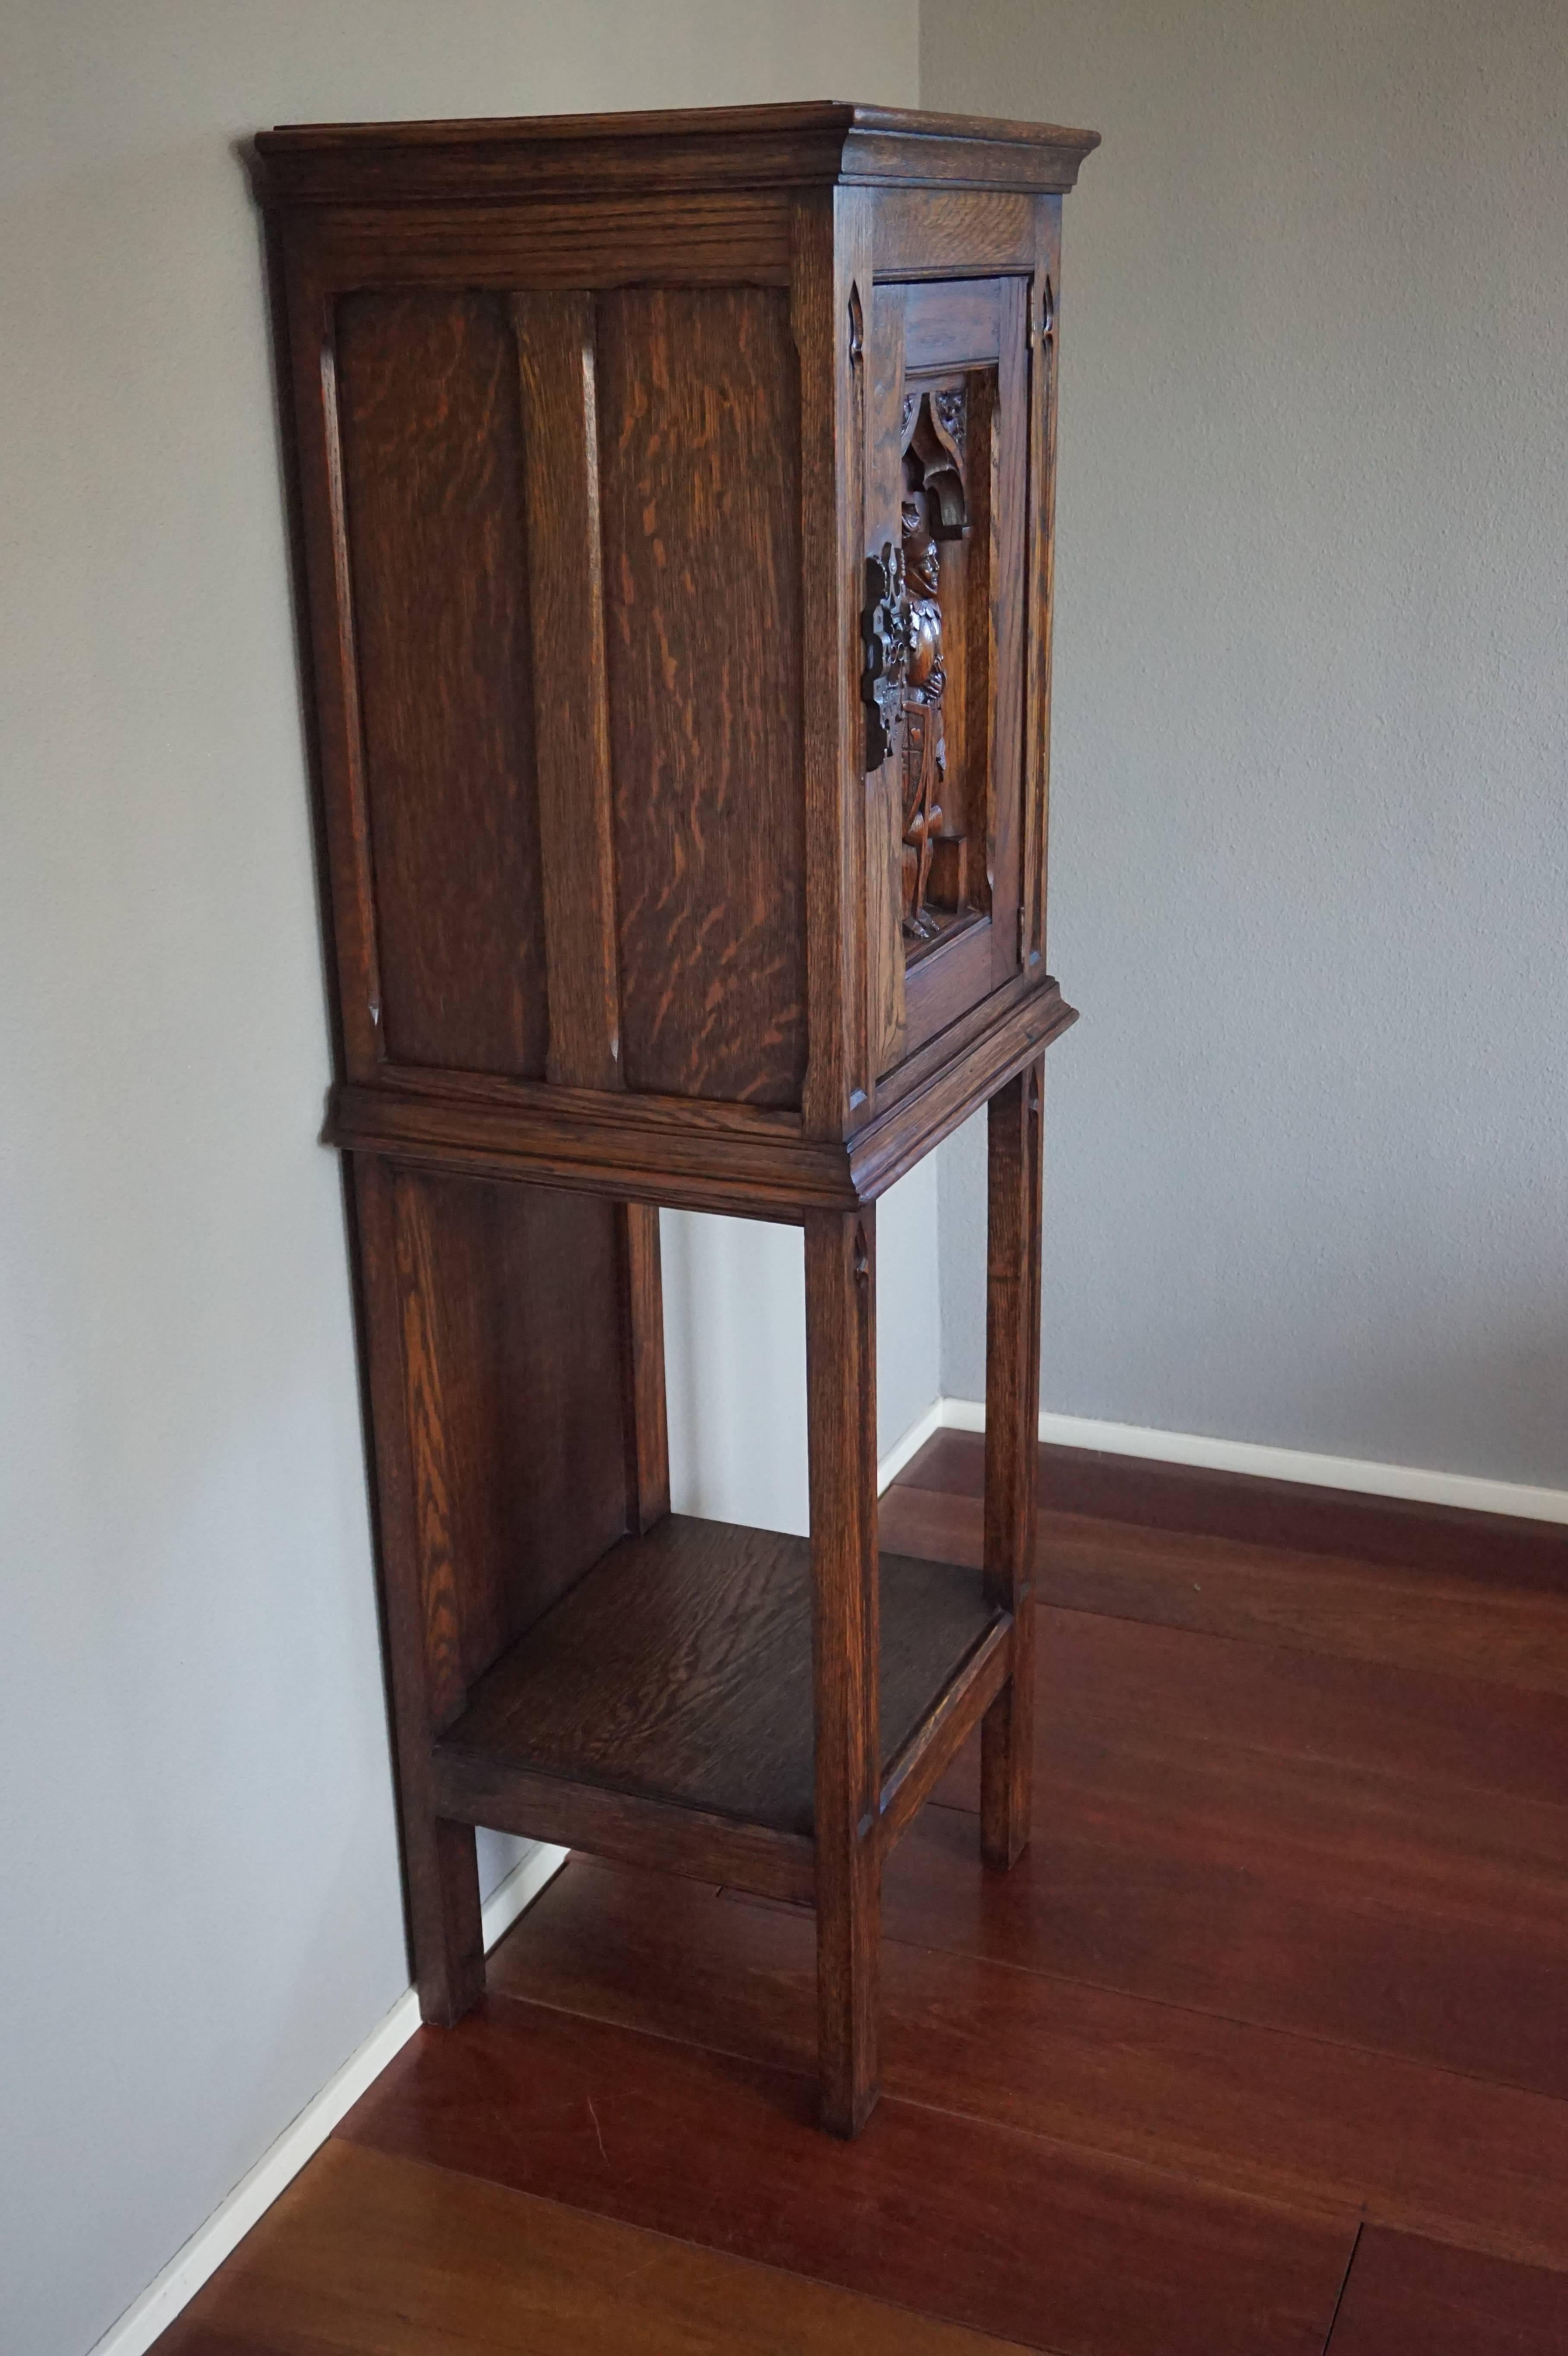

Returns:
929,0,1568,1485
0,10,918,2353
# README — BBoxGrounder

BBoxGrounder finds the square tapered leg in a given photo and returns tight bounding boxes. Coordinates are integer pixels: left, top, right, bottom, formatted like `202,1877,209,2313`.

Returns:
980,1060,1045,1871
804,1205,882,2136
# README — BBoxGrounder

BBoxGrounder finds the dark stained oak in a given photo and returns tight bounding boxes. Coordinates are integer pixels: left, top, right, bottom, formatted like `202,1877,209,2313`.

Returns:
614,1200,670,1533
979,1060,1043,1866
257,101,1093,2130
1327,2228,1568,2353
804,1206,884,2131
252,102,1102,206
513,290,623,1094
333,291,548,1078
435,1511,999,1839
599,285,807,1109
339,1998,1355,2356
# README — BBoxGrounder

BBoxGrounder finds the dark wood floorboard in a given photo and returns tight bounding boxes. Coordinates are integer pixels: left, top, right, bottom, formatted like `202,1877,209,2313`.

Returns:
490,1855,1568,2274
157,2138,1027,2354
337,1996,1353,2356
880,1479,1568,1691
1327,2225,1568,2353
152,1434,1568,2355
909,1429,1568,1593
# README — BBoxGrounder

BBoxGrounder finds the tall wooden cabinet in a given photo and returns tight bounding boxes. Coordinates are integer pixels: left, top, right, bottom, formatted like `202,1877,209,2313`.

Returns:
252,101,1098,2136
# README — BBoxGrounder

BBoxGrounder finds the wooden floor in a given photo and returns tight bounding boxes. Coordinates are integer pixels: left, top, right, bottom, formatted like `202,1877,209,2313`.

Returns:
158,1432,1568,2355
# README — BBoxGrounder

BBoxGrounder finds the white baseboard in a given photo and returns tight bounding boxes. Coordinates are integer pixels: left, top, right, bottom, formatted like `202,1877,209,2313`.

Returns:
877,1393,946,1494
89,1842,567,2356
936,1396,1568,1528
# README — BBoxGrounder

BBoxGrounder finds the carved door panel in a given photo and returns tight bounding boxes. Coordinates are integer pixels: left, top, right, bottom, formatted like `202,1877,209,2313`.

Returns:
861,276,1032,1080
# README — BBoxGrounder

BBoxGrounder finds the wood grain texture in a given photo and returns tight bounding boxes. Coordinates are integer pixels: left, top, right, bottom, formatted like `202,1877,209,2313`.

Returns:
805,1207,883,2131
873,188,1043,278
432,1510,996,1840
989,275,1031,986
250,103,1102,207
333,291,548,1077
431,1743,817,1906
496,1853,1568,2279
512,292,622,1092
795,188,873,1135
902,277,1004,370
1327,2228,1568,2353
326,974,1078,1212
385,1171,632,1693
350,1157,483,2027
598,286,806,1108
309,191,794,291
864,278,908,1079
1021,200,1062,970
339,1997,1353,2356
614,1200,669,1533
278,260,383,1081
980,1061,1044,1867
155,2137,1028,2356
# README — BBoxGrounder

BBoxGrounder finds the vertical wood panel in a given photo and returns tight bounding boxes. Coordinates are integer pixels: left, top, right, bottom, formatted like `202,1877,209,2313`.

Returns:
616,1201,671,1534
796,190,875,1137
805,1204,882,2134
1021,199,1064,972
335,290,549,1077
598,288,806,1108
279,250,383,1080
980,1059,1045,1868
493,1186,633,1636
865,280,907,1081
989,276,1031,990
512,294,623,1092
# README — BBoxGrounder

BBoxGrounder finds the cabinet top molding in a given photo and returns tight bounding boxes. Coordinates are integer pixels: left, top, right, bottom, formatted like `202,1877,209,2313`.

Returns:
250,99,1101,206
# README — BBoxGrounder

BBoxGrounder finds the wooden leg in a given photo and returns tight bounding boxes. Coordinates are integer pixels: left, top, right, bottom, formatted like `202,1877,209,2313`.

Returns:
980,1060,1045,1872
804,1205,882,2138
614,1201,670,1534
351,1157,485,2026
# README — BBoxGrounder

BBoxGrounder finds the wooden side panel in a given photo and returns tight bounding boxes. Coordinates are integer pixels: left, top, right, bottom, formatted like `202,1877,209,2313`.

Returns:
1022,198,1064,972
795,190,876,1138
598,288,807,1109
512,292,623,1092
616,1200,670,1534
383,1171,632,1699
989,274,1031,989
334,292,548,1077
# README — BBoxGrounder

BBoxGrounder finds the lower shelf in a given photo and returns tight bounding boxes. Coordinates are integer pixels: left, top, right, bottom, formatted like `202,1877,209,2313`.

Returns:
430,1513,1006,1895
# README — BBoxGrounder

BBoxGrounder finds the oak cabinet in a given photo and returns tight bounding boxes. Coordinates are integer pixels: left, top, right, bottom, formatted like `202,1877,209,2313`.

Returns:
253,100,1097,2136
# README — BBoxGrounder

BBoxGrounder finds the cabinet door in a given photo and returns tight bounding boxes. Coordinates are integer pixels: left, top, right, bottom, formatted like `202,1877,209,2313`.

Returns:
862,276,1033,1080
